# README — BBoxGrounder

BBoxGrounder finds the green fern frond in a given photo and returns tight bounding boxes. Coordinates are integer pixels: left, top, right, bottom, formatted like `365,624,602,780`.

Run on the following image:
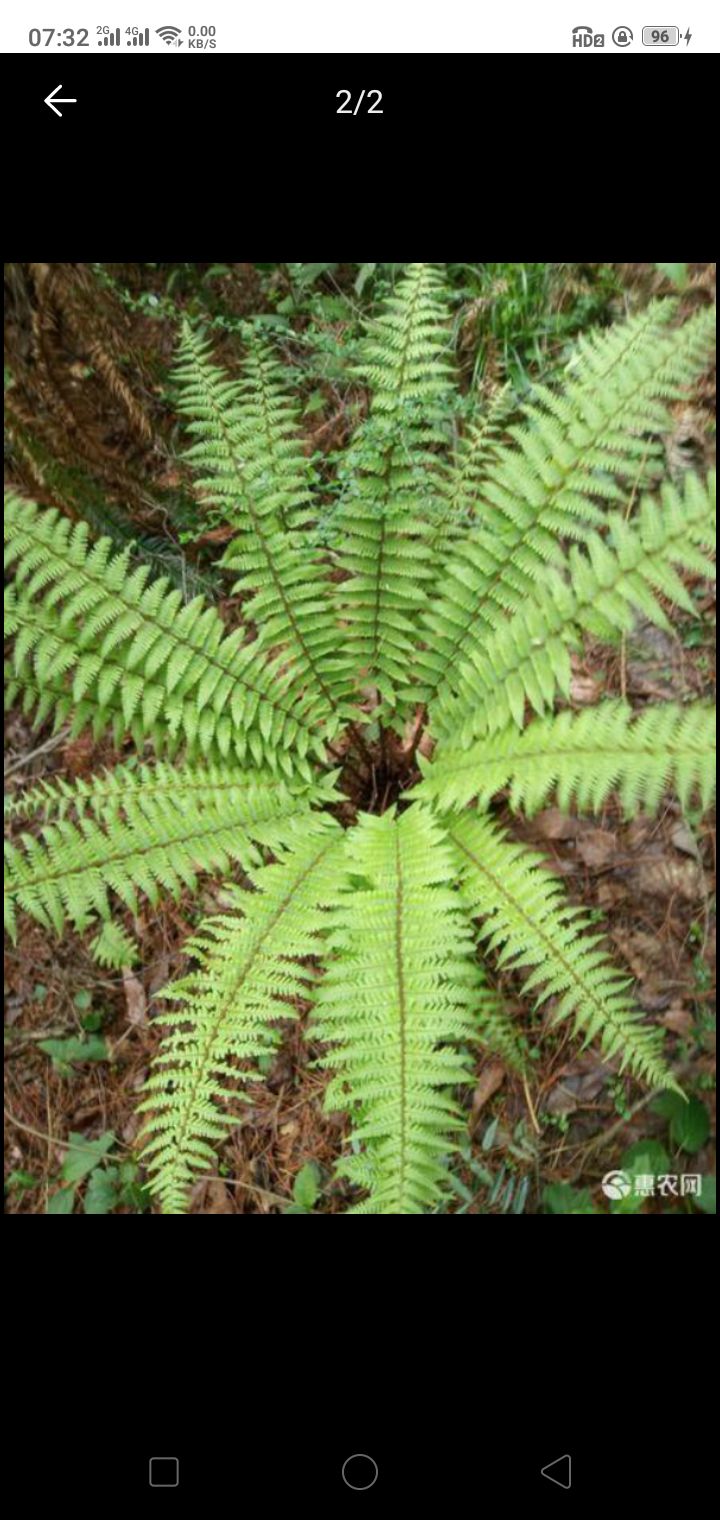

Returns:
175,323,313,536
5,592,175,752
312,806,478,1214
138,816,345,1214
4,649,144,752
4,764,333,939
426,382,515,561
564,296,677,385
449,813,678,1094
412,303,715,707
330,264,455,708
4,757,339,823
4,631,242,768
433,467,716,745
349,262,455,420
417,700,716,816
174,326,352,718
473,972,529,1076
4,492,329,773
90,919,138,969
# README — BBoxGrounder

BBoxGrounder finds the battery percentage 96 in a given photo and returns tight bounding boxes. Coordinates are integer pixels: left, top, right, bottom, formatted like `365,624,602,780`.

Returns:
641,26,692,45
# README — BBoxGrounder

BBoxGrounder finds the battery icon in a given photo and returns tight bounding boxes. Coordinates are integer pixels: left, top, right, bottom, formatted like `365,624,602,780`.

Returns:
642,25,680,43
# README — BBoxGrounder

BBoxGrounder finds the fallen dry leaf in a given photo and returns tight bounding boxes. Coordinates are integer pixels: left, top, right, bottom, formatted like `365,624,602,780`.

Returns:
472,1062,505,1118
629,856,704,902
661,1006,694,1037
611,927,665,980
576,828,617,869
62,733,96,777
665,404,708,481
596,878,629,910
196,525,235,544
417,731,435,759
5,994,23,1027
532,809,583,841
624,818,655,850
610,926,677,1011
670,823,701,861
122,969,147,1026
148,953,170,995
544,1057,612,1115
570,672,601,705
189,1178,235,1213
205,1180,234,1214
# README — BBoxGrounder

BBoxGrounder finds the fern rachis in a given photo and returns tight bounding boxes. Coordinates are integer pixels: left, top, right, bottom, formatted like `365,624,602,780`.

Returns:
4,264,716,1214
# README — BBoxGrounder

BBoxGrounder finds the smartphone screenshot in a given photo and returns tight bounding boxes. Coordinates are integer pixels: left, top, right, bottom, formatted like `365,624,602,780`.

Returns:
3,2,716,1507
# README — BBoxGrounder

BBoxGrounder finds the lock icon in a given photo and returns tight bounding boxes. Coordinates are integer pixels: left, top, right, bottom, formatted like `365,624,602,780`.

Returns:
612,24,633,44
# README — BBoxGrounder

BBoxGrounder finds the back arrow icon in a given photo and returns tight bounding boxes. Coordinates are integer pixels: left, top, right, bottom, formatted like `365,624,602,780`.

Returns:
541,1454,572,1489
44,85,77,117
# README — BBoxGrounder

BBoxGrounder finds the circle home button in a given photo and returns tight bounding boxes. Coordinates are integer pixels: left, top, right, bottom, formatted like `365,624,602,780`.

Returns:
342,1454,379,1490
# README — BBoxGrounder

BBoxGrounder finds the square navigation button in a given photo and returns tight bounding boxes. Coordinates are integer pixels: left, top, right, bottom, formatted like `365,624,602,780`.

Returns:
149,1458,179,1487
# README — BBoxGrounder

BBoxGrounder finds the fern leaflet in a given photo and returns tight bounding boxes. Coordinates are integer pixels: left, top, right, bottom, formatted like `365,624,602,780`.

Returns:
4,493,329,773
412,303,715,707
432,468,716,745
5,765,335,939
312,807,479,1214
449,812,679,1094
331,264,455,708
138,816,344,1214
175,325,352,719
417,700,716,815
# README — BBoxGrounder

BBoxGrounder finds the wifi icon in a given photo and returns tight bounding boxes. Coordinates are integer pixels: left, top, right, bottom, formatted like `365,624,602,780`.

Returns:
156,25,182,44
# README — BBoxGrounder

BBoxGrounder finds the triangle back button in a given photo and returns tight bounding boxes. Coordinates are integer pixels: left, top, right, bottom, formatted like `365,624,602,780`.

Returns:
541,1454,571,1489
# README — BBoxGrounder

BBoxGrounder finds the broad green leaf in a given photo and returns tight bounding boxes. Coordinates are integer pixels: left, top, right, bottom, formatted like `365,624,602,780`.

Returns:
39,1035,109,1068
47,1185,76,1214
610,1139,671,1214
543,1183,598,1215
61,1130,116,1184
693,1176,716,1214
5,1170,36,1191
655,262,688,289
84,1166,120,1213
670,1097,710,1153
292,1163,321,1211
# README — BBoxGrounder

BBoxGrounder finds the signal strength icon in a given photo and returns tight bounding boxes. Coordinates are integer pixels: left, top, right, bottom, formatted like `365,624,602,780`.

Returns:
156,25,183,45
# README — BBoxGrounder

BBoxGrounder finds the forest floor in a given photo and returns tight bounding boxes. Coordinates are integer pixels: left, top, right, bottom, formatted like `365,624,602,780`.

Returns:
4,261,716,1214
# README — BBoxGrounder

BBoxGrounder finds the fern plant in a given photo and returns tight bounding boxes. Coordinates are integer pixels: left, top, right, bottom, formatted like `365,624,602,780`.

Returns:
4,265,716,1214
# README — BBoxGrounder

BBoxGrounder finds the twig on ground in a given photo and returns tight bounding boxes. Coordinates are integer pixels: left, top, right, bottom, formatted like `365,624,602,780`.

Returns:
562,1060,697,1181
4,728,70,778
